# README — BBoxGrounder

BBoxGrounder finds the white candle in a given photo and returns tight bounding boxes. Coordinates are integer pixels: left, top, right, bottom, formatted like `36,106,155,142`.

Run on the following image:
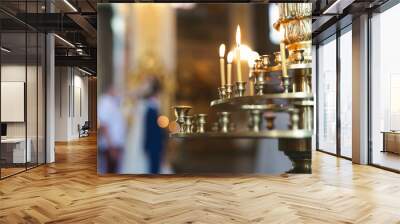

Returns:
219,44,226,86
279,30,288,78
280,42,288,78
247,54,256,96
235,25,242,82
227,52,233,85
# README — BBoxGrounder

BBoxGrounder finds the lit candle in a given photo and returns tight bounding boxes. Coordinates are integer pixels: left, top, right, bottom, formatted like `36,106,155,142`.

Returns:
227,52,233,85
219,44,226,86
279,29,288,78
235,25,242,82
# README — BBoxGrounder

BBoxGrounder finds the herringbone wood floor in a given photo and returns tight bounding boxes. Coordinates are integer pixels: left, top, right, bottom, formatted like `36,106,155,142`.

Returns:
1,135,400,224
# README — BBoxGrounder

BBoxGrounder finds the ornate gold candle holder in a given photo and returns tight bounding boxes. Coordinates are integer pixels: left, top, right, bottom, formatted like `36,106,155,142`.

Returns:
287,41,311,64
274,3,312,68
173,106,192,133
274,52,282,65
252,58,266,95
274,3,311,45
235,81,246,97
196,114,207,133
261,55,271,68
225,84,233,98
254,72,265,96
273,52,290,93
291,49,305,64
218,112,231,133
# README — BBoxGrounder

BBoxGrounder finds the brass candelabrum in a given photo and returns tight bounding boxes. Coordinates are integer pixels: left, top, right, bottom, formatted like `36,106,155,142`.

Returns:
170,3,313,173
274,3,312,66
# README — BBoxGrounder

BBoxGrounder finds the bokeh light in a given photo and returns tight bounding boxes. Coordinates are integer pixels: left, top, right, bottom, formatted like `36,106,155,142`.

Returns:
157,115,170,128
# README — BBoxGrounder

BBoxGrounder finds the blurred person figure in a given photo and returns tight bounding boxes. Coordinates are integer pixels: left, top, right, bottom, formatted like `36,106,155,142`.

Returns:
143,77,166,174
98,86,126,173
121,86,149,174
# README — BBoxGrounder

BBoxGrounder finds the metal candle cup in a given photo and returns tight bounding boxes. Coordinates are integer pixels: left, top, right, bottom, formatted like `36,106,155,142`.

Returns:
261,55,271,67
225,84,233,98
235,81,246,97
218,86,226,99
184,116,194,134
196,114,207,133
218,112,231,133
173,106,192,133
254,72,265,96
274,52,282,65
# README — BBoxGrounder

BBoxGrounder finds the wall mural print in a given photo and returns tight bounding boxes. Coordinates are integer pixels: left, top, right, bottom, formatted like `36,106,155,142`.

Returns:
97,3,313,174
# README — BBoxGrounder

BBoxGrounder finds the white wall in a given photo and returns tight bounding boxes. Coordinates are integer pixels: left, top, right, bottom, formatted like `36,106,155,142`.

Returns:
1,65,26,142
1,65,34,137
1,64,46,164
55,67,89,141
55,67,69,141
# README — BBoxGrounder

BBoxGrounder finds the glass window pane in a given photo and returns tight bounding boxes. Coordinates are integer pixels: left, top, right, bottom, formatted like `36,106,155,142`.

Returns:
1,31,27,177
339,29,352,158
318,37,337,154
371,4,400,171
0,1,46,179
27,31,38,169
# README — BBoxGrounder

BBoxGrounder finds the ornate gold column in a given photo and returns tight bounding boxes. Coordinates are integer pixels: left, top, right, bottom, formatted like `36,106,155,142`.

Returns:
125,4,177,116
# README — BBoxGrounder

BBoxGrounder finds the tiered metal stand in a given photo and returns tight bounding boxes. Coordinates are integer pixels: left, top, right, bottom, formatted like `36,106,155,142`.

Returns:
172,93,313,138
170,3,313,173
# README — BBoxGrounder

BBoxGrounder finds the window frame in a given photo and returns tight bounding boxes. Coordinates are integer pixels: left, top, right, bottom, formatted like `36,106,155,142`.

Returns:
315,24,353,160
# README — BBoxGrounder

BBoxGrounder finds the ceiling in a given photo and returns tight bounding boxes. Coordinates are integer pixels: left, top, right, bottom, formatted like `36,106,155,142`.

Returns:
1,0,97,73
312,0,391,42
0,0,394,74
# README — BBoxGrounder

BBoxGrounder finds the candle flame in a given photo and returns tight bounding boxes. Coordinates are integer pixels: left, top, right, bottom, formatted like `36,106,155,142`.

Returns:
228,45,253,62
219,44,226,58
227,52,234,63
236,25,241,46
